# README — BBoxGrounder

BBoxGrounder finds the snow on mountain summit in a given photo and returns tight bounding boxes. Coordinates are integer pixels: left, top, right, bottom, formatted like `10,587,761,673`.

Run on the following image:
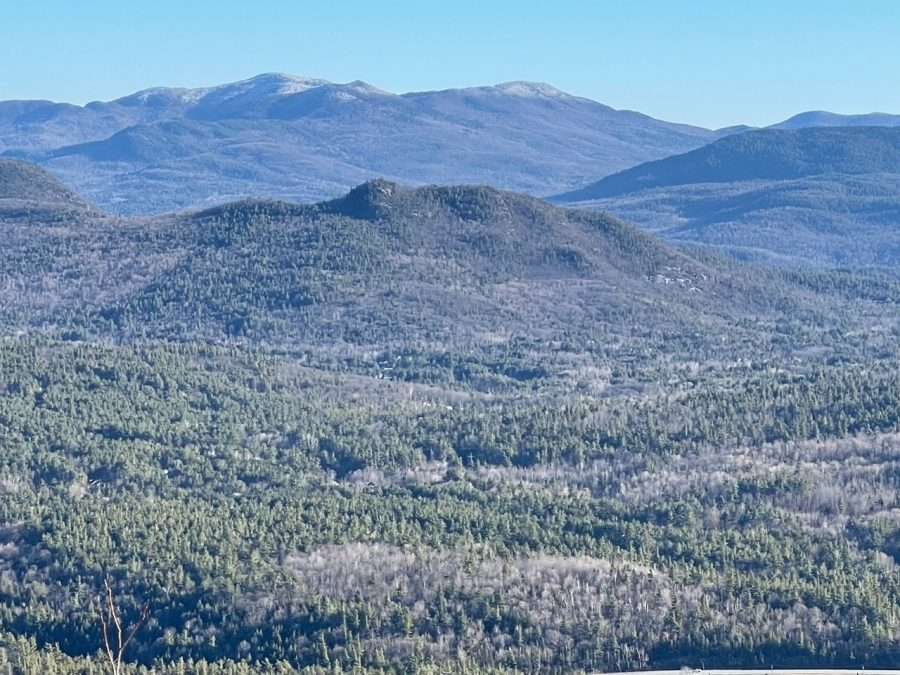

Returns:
112,73,331,109
493,81,572,98
199,73,331,104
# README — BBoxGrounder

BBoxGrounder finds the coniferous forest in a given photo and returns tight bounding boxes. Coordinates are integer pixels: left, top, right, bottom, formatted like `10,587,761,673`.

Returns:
5,162,900,673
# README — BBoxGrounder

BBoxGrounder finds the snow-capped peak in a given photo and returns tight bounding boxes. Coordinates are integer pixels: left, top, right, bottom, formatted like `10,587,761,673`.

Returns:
112,74,329,108
494,81,571,98
211,73,331,100
114,86,214,106
248,73,332,95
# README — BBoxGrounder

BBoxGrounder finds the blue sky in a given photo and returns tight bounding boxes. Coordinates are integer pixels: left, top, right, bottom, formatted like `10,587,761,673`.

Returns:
2,1,899,129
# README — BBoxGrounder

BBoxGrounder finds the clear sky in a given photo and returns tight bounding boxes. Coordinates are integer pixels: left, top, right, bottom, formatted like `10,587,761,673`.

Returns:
2,0,899,129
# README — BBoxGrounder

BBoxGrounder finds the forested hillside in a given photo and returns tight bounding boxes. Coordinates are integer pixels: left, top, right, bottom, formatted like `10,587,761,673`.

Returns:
5,166,900,672
553,128,900,266
7,343,900,672
555,127,900,201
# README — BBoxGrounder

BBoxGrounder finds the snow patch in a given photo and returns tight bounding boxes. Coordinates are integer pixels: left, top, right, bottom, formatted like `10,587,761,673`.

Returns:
275,76,331,95
494,81,570,98
121,86,213,105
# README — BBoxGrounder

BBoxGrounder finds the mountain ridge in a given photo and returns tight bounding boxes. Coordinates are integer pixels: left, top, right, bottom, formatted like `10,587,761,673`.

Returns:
552,127,900,266
6,73,900,218
0,163,772,359
554,126,900,201
0,73,722,215
772,110,900,129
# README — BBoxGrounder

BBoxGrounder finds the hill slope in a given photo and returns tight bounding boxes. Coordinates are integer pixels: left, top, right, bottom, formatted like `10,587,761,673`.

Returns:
0,73,719,214
0,172,794,374
554,128,900,266
554,127,900,201
5,167,900,393
72,180,731,351
0,158,86,203
0,158,94,221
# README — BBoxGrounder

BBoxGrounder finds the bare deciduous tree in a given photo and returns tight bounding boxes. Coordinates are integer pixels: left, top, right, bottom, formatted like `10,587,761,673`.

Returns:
94,577,150,675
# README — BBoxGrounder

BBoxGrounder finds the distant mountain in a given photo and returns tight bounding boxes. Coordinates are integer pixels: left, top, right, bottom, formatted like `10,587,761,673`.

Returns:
553,127,900,266
0,73,719,214
554,127,900,201
772,110,900,129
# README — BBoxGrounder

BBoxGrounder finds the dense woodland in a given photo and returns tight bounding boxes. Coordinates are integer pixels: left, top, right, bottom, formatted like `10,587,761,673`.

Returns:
5,164,900,672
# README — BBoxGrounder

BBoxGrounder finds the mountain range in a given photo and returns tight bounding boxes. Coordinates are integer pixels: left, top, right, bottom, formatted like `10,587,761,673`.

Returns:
0,73,721,214
554,127,900,266
4,74,900,266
